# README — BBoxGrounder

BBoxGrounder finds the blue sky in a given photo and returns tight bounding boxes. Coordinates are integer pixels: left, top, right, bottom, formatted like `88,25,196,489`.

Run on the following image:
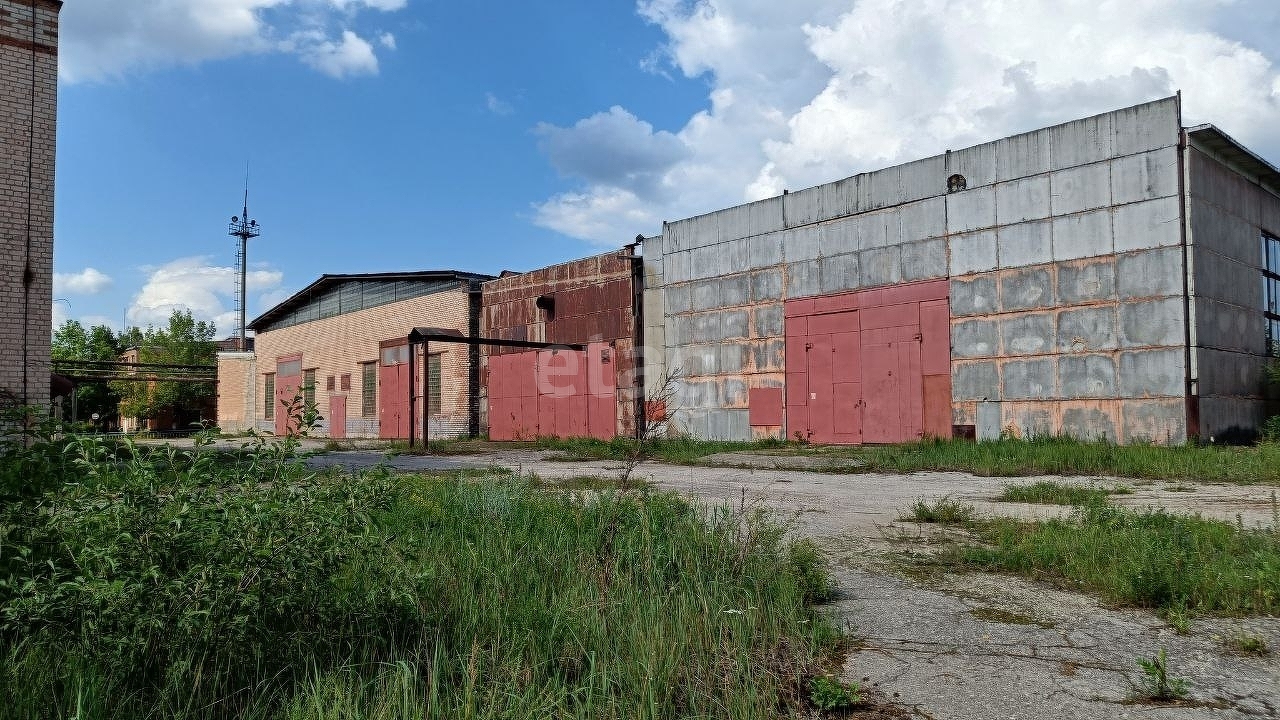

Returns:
51,0,1280,338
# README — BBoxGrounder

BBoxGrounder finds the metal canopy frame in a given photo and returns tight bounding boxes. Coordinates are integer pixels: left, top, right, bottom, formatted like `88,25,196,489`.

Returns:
404,327,586,450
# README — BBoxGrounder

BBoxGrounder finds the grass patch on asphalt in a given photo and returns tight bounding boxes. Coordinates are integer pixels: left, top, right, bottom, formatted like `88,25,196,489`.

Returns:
1,431,843,719
995,480,1133,505
951,501,1280,616
527,435,1280,485
899,496,976,524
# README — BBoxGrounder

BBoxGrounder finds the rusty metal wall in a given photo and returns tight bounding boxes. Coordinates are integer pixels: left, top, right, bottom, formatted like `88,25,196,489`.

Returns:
481,250,640,437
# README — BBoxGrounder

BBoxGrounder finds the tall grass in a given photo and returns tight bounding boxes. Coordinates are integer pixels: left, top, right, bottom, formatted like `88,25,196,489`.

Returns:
0,430,838,719
959,502,1280,615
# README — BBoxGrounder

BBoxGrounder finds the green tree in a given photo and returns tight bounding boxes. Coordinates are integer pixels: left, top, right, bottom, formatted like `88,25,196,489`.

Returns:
52,320,124,426
112,310,217,428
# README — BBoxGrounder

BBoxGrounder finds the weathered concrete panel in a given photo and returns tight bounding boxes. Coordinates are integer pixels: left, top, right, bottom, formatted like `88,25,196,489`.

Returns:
718,378,749,407
898,155,949,204
747,197,786,237
667,315,692,346
821,213,875,255
782,185,823,227
1050,112,1114,170
946,142,999,189
946,186,997,233
901,238,948,281
997,220,1053,268
1052,209,1113,261
665,251,691,284
665,283,691,315
1112,196,1181,252
1121,399,1186,444
977,401,1003,440
1001,402,1055,438
752,303,785,338
720,310,750,340
751,269,784,302
858,246,903,287
1000,313,1053,355
719,275,752,307
999,267,1054,312
1001,358,1056,400
785,225,821,262
1118,349,1184,397
953,361,999,400
1056,306,1118,352
1193,248,1258,310
752,339,786,372
1195,297,1266,354
1112,97,1180,156
718,344,744,374
1118,298,1184,348
691,281,720,312
995,175,1051,224
1116,247,1183,299
995,130,1051,182
952,319,999,358
1059,354,1118,398
1193,347,1262,396
815,176,862,223
1057,258,1116,304
820,252,860,294
898,196,947,243
950,275,998,317
1051,162,1112,216
748,232,785,269
949,230,998,275
786,259,821,299
691,313,719,342
707,409,750,441
1111,147,1178,205
1060,404,1118,442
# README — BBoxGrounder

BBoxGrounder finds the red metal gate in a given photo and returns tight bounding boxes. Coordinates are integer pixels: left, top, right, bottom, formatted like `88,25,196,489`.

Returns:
488,341,616,441
275,355,302,436
785,280,950,444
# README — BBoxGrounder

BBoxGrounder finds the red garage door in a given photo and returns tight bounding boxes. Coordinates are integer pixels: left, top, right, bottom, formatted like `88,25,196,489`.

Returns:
785,280,951,444
488,342,617,441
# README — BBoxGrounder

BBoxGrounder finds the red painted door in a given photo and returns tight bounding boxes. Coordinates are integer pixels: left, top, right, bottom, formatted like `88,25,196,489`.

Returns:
275,356,302,436
329,395,347,439
378,343,409,439
860,343,900,443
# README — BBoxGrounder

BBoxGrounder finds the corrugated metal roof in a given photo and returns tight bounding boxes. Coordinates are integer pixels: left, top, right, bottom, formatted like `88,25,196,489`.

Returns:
1187,124,1280,196
248,270,494,332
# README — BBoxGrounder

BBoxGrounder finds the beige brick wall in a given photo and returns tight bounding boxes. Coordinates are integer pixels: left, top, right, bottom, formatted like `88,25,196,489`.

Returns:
215,351,256,432
237,288,474,437
0,0,60,413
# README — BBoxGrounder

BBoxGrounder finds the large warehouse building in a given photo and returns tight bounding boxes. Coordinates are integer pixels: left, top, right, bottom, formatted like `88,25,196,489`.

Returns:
643,95,1278,444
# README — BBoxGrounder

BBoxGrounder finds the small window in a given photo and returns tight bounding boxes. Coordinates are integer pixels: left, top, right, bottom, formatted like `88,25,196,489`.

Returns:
277,358,302,377
326,375,336,392
1265,232,1280,355
303,369,316,407
264,374,275,420
381,344,408,366
340,374,351,391
361,362,377,417
427,353,442,412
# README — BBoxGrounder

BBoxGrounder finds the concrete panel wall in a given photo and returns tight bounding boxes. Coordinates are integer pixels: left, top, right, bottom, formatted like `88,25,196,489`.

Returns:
1187,144,1279,438
653,97,1190,442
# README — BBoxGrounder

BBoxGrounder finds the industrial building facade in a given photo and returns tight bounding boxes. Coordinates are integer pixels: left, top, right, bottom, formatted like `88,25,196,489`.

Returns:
217,96,1278,444
642,96,1278,444
1,0,59,413
217,272,492,439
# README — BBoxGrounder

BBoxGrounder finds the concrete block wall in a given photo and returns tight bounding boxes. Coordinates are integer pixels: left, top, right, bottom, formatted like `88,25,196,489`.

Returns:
651,96,1191,442
234,286,473,437
1186,139,1280,438
0,0,60,414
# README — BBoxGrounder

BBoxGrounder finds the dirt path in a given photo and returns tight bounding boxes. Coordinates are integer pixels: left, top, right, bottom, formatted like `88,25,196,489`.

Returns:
311,449,1280,719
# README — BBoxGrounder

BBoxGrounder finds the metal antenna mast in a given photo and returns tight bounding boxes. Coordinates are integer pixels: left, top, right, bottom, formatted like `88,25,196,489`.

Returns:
228,180,260,352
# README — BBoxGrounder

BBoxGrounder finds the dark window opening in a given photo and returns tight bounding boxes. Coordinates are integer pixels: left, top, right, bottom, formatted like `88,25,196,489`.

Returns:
303,369,316,408
947,173,967,193
1265,233,1280,356
427,353,442,413
264,374,275,420
326,375,336,392
340,373,351,391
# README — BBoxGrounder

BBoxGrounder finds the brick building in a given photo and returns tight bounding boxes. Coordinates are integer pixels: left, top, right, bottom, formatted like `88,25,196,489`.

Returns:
481,249,642,440
643,96,1280,444
0,0,60,413
217,271,492,438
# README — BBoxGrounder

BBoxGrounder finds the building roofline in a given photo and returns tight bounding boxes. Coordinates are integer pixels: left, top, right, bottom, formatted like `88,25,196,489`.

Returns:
1186,123,1280,198
248,270,494,331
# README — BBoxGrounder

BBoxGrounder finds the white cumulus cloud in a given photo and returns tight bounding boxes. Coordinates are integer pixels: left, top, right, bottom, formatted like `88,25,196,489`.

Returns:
535,0,1280,244
128,256,284,337
59,0,407,82
54,267,113,295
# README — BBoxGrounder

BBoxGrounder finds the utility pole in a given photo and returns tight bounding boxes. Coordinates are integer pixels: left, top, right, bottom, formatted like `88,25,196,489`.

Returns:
228,187,260,352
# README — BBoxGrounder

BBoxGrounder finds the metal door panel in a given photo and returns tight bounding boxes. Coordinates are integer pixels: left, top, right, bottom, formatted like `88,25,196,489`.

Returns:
806,337,835,443
328,396,347,439
860,343,899,443
568,395,589,437
832,382,862,438
589,396,614,440
519,397,539,439
860,302,920,331
920,299,951,376
898,340,924,440
786,371,808,407
923,374,952,439
832,331,860,383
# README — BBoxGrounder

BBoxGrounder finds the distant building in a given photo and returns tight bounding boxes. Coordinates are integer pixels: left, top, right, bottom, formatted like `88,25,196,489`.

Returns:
218,271,493,438
643,96,1279,444
0,0,61,413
